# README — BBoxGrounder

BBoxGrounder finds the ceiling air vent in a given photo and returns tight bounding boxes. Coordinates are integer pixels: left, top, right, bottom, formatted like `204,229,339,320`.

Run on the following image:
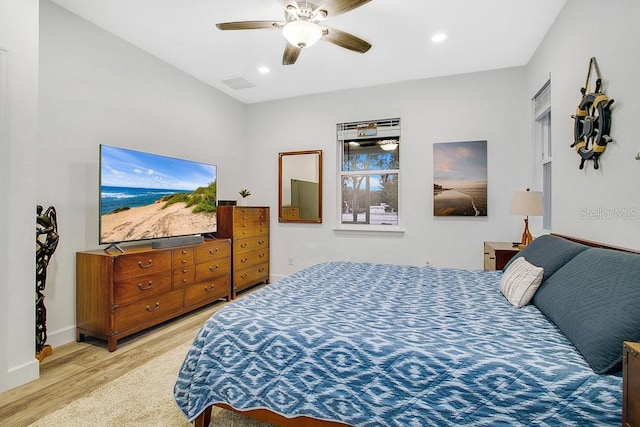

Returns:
220,76,255,90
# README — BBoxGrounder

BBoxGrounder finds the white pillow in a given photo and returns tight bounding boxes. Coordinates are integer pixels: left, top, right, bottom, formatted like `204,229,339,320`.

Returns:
500,257,544,308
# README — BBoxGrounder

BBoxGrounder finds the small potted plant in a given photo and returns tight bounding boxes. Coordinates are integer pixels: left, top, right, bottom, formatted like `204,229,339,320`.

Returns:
238,189,251,206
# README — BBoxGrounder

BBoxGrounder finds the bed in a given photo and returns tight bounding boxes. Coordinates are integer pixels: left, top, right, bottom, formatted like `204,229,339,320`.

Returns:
174,234,640,426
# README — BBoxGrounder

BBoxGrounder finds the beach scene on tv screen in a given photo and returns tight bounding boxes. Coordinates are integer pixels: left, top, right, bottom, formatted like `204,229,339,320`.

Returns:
100,145,217,243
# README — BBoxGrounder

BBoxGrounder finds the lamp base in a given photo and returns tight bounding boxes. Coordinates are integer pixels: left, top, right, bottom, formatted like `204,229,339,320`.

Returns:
518,217,534,249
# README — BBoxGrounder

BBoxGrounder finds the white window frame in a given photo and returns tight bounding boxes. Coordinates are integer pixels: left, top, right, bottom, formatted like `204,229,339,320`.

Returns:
334,118,404,235
532,80,552,231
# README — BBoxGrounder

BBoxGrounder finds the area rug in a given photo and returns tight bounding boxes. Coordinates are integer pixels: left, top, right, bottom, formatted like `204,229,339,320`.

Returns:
27,343,272,427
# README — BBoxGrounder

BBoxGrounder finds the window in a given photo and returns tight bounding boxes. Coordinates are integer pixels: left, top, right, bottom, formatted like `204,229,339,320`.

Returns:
533,81,552,230
337,118,400,227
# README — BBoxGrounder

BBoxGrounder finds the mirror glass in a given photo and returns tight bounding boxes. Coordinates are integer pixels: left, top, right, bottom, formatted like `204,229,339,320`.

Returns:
279,150,322,223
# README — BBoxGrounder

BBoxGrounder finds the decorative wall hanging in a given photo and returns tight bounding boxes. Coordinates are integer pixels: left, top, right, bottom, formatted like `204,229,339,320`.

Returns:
570,57,615,170
36,205,59,361
433,140,488,217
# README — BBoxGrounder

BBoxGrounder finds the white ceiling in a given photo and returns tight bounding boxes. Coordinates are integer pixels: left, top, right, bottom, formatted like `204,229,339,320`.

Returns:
49,0,566,104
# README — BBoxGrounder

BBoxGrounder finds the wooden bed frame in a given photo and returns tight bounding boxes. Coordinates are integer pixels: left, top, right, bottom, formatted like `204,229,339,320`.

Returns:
192,234,638,427
194,403,348,427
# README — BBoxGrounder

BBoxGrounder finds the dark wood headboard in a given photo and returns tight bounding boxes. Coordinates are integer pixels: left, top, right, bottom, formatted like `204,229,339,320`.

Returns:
552,233,640,254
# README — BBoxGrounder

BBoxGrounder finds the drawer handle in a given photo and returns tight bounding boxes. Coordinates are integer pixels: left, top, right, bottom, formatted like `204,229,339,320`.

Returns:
240,273,248,279
138,260,153,269
209,265,219,271
138,281,153,290
181,250,187,254
209,248,219,254
240,243,248,248
490,257,495,260
258,253,265,259
204,284,216,292
242,224,247,228
181,259,187,264
258,268,265,273
146,302,160,312
182,268,188,273
182,278,187,283
240,258,248,263
258,240,265,245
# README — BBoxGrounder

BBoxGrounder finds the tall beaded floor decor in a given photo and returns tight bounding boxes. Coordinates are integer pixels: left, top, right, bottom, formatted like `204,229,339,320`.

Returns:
36,205,59,362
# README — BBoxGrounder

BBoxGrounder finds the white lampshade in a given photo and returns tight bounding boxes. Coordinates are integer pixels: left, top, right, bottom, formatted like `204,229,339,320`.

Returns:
510,188,543,216
282,20,323,48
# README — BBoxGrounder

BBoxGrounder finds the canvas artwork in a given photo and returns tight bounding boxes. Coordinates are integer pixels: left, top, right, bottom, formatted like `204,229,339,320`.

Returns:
433,140,488,217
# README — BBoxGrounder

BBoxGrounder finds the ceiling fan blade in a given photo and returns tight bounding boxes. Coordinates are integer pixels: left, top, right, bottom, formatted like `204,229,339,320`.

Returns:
283,44,302,65
314,0,372,19
322,27,371,53
216,21,284,31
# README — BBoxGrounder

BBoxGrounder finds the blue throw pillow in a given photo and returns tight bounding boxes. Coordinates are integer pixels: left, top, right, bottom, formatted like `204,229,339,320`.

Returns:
533,248,640,374
503,234,589,282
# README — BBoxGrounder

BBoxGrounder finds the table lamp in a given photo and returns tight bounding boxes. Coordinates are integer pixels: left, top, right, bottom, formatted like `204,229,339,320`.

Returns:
510,188,543,249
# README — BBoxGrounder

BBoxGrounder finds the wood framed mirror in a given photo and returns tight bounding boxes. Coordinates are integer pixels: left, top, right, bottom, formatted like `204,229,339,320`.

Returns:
278,150,322,223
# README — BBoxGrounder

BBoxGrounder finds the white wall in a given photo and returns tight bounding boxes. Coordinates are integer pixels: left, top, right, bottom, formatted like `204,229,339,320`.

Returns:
526,0,640,250
37,1,247,351
245,67,529,279
0,0,40,392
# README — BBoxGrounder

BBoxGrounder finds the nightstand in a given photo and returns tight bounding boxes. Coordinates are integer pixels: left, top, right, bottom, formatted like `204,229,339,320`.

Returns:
484,242,520,270
623,341,640,427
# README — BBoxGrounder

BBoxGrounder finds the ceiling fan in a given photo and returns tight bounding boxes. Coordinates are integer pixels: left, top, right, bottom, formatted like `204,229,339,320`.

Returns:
216,0,372,65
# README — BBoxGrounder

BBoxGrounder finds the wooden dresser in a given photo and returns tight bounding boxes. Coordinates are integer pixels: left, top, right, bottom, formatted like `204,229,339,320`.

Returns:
484,241,520,270
76,238,231,351
624,341,640,427
217,206,270,298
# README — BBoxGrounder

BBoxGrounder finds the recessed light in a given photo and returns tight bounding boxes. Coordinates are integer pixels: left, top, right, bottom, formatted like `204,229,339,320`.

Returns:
431,33,447,43
258,66,270,74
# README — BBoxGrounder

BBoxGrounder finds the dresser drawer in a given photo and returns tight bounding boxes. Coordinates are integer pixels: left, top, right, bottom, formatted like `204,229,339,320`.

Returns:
172,247,194,269
234,236,269,255
235,248,269,269
173,265,195,288
114,290,183,333
114,272,172,305
184,275,230,307
233,207,269,223
234,262,269,288
195,240,231,264
114,251,172,279
280,206,300,220
233,221,269,237
484,243,496,270
484,242,519,271
195,258,231,282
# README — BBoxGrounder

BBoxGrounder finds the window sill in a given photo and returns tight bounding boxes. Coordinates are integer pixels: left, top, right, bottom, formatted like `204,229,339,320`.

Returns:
333,225,405,236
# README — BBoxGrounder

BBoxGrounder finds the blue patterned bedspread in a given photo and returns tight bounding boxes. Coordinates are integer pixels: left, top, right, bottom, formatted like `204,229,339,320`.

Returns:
174,262,621,426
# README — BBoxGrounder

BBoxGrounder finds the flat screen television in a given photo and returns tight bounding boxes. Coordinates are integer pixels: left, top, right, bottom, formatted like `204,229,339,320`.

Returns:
99,144,217,248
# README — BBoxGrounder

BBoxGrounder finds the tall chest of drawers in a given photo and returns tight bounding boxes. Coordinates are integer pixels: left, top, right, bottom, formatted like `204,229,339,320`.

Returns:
216,206,270,298
76,238,230,351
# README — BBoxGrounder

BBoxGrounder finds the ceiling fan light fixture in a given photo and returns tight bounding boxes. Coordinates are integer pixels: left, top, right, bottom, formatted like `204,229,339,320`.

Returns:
282,20,322,48
379,140,399,151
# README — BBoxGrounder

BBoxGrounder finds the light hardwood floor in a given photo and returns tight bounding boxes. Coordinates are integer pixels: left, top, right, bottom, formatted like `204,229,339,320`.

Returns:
0,290,258,426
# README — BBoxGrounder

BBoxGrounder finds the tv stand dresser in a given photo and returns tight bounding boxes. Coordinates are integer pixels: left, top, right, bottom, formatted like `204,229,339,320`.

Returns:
76,238,231,351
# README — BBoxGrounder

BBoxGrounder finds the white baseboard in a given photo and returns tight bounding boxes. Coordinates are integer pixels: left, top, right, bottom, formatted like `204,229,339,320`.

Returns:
6,358,39,391
46,325,77,349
